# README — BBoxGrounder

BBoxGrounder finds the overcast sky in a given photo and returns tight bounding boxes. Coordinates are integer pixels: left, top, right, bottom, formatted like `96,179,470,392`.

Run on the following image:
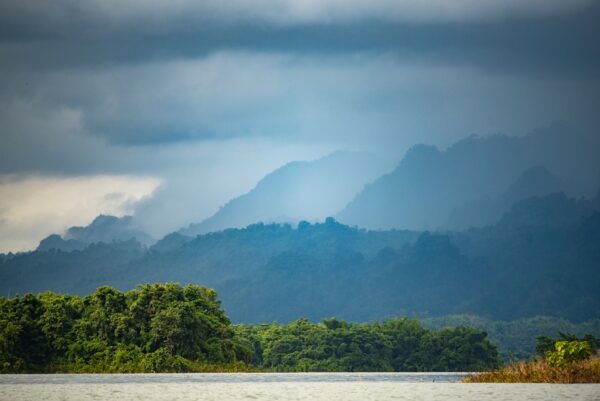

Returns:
1,0,599,251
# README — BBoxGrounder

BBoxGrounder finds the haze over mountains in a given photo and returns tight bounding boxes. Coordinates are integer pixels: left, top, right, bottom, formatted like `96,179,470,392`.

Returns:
444,166,567,230
176,125,599,236
1,126,599,328
338,126,600,231
37,215,154,252
31,126,600,251
182,125,599,236
180,151,386,236
1,190,599,325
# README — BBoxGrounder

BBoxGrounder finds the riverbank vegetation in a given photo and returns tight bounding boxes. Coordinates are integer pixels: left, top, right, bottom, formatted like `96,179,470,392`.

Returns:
0,284,501,373
465,358,600,383
466,336,600,383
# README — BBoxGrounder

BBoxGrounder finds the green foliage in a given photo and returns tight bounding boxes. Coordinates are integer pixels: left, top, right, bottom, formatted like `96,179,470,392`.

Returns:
1,287,501,372
0,294,50,372
235,317,501,372
537,333,599,358
0,283,252,373
546,341,593,368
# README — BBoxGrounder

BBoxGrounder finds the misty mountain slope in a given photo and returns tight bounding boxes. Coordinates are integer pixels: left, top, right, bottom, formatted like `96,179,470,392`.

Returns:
452,190,600,263
65,215,154,245
337,127,600,231
1,191,599,323
495,190,600,229
500,166,568,203
218,208,600,322
36,215,154,252
521,125,600,194
122,220,418,292
37,234,87,252
221,192,600,322
0,239,146,296
1,219,419,298
180,151,387,236
444,166,568,229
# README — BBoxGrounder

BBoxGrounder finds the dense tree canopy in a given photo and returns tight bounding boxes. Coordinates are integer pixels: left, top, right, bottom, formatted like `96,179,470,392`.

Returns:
0,284,252,373
0,285,501,373
236,317,500,372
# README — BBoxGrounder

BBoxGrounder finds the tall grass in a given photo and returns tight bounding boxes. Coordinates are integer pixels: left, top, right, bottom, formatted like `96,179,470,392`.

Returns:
465,357,600,383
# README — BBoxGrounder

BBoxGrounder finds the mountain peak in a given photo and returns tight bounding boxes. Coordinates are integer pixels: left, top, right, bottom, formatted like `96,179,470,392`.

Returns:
337,128,600,231
179,151,386,236
500,166,565,204
62,214,154,247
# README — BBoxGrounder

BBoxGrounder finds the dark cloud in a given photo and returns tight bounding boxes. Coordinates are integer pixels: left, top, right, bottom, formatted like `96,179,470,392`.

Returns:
0,0,597,147
0,1,598,79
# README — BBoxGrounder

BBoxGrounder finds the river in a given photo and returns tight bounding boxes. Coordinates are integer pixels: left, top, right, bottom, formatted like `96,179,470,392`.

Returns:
1,373,599,400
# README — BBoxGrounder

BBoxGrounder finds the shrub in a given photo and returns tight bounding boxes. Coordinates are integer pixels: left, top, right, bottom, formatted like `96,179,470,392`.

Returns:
546,341,592,368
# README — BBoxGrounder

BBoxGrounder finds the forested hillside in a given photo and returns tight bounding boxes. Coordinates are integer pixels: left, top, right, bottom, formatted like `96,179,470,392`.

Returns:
1,192,599,324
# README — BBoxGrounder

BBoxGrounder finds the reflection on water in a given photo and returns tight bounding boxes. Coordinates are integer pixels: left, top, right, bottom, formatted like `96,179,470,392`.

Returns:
1,373,599,401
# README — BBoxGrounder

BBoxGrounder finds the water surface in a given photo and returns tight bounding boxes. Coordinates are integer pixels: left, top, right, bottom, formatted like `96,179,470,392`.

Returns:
1,373,598,401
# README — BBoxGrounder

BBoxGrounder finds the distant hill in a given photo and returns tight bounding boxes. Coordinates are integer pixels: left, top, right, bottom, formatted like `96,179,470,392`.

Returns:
2,191,599,323
337,126,600,230
423,315,600,361
2,238,146,295
36,215,154,252
496,190,600,229
37,234,86,252
180,151,387,236
444,166,568,229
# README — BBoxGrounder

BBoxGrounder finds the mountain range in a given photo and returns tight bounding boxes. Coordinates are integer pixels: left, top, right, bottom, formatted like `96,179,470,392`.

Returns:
3,126,599,324
338,126,599,230
2,190,599,324
180,151,386,236
37,215,154,252
37,126,600,249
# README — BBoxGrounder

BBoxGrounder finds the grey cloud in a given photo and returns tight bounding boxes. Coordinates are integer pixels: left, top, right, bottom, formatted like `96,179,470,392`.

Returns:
1,0,598,152
0,0,593,38
0,1,598,80
1,51,599,171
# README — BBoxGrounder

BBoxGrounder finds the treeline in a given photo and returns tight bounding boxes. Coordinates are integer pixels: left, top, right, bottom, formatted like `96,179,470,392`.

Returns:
237,317,501,372
0,284,500,373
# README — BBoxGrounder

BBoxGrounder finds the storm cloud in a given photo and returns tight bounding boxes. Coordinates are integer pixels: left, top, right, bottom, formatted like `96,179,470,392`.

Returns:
0,0,599,250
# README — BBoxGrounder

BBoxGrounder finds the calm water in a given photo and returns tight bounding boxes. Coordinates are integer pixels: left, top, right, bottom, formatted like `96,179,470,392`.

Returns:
1,373,599,401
